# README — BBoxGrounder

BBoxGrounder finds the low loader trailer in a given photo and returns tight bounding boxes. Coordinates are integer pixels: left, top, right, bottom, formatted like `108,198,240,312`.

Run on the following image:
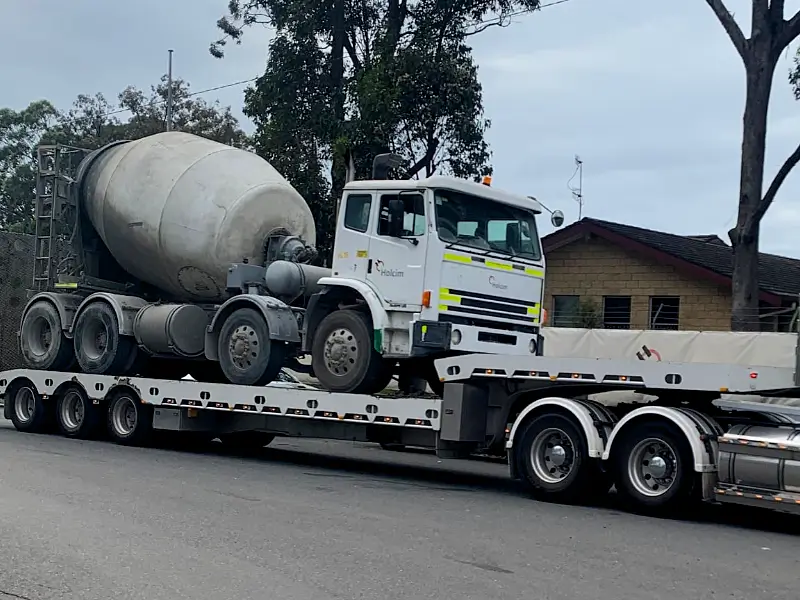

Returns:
4,340,800,516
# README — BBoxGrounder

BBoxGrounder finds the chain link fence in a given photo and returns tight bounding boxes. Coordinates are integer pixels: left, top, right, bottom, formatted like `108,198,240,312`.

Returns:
0,232,33,371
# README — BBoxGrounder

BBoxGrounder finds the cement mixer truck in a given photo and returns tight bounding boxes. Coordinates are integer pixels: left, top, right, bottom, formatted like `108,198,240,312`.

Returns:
19,132,557,394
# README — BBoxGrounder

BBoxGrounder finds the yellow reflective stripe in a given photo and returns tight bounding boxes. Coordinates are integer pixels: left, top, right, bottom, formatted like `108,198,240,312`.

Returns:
439,293,461,303
484,260,513,271
443,253,472,264
527,306,540,315
54,282,78,289
438,304,448,311
524,267,544,277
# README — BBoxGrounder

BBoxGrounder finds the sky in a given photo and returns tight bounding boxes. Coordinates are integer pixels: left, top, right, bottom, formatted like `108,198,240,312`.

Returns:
3,0,800,256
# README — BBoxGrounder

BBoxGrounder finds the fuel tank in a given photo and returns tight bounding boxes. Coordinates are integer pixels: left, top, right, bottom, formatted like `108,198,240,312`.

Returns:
79,132,316,302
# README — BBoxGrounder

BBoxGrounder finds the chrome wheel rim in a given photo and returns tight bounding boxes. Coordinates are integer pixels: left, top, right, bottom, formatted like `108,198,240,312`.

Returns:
111,396,137,436
627,437,678,497
59,390,85,432
530,427,576,484
14,387,36,424
229,324,260,370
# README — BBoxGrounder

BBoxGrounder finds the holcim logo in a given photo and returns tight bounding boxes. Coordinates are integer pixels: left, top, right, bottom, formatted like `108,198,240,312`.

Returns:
489,275,508,290
374,259,404,278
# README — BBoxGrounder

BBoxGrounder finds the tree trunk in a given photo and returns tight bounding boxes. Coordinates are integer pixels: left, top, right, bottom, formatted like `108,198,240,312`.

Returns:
730,50,775,331
329,0,347,224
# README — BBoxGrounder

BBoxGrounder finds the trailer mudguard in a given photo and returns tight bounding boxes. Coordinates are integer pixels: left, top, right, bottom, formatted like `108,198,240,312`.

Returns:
602,406,722,473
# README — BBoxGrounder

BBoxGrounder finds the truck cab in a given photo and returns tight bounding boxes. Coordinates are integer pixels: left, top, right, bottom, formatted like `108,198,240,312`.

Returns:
322,175,550,370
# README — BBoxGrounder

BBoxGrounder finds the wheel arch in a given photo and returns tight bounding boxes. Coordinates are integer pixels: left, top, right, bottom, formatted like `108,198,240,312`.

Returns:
602,406,722,473
21,292,82,334
205,294,300,361
306,279,390,353
506,396,617,479
71,292,148,337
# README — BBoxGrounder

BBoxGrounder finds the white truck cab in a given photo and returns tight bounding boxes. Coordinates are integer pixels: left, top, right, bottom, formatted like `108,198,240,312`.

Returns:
326,175,553,363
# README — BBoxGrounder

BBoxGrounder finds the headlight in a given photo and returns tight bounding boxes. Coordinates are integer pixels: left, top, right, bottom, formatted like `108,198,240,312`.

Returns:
529,338,537,354
451,328,462,346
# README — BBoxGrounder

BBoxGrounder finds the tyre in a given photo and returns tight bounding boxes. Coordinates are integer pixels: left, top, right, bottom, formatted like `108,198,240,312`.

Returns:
310,309,390,394
56,385,101,439
8,383,51,433
217,308,286,386
19,301,74,371
74,302,137,375
106,390,153,446
612,420,697,515
515,412,608,503
219,432,275,452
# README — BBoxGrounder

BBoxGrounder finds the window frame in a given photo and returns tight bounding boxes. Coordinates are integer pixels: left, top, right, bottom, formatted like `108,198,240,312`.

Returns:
552,295,581,328
649,296,680,330
377,192,426,238
342,193,373,233
602,295,632,330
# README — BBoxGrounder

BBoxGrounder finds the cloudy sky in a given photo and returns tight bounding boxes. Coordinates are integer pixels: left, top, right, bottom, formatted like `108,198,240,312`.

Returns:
4,0,800,256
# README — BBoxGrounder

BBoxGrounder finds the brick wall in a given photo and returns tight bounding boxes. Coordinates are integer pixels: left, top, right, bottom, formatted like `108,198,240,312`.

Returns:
543,234,732,331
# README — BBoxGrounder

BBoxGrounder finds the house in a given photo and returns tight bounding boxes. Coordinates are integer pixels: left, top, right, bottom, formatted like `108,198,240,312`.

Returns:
541,218,800,332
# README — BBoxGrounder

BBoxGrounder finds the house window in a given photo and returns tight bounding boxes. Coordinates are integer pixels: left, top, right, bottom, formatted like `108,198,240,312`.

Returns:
378,193,425,236
649,296,680,330
552,295,580,327
603,296,631,329
343,194,372,232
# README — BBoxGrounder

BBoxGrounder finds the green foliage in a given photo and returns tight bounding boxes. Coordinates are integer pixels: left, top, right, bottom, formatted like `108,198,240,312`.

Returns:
213,0,540,263
0,79,248,235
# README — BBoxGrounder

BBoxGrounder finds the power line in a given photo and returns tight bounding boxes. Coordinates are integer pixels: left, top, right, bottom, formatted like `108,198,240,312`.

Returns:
61,0,571,125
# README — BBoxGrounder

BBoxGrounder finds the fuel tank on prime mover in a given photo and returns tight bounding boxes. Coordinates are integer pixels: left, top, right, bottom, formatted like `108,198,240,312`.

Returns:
79,132,316,302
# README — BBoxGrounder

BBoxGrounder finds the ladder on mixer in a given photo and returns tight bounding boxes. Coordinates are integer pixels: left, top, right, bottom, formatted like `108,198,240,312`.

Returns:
32,145,83,293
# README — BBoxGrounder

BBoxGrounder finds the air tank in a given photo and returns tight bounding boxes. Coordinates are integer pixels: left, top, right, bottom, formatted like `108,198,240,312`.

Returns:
79,132,316,302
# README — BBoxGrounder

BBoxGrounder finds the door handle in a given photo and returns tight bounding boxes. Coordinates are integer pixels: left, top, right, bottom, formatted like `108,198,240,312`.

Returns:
367,259,373,273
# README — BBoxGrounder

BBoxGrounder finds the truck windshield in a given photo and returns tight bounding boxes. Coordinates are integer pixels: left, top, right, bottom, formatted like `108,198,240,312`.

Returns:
433,189,542,260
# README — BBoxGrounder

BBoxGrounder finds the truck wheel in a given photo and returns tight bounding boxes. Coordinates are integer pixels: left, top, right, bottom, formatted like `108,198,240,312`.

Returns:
8,383,51,433
217,308,286,386
613,421,697,514
516,413,607,503
74,302,137,375
311,309,390,394
106,390,153,446
19,300,74,371
56,385,100,439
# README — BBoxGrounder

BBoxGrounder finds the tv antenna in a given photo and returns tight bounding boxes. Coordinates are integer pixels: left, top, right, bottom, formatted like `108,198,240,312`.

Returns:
567,155,583,220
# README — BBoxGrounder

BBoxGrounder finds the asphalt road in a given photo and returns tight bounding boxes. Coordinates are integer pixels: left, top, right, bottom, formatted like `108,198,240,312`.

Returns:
0,423,797,600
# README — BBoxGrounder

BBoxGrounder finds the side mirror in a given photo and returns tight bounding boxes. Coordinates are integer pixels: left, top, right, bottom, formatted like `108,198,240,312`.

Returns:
550,210,565,228
387,198,405,237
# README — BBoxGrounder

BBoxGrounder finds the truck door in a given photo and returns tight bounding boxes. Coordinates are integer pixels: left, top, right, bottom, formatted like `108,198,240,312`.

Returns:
366,191,428,310
333,192,375,281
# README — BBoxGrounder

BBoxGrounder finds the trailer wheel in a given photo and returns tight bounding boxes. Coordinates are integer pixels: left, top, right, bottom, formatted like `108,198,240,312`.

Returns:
19,300,74,371
311,309,390,394
217,308,286,386
8,383,51,433
516,413,606,503
612,421,697,514
106,390,152,446
74,302,137,375
56,386,100,439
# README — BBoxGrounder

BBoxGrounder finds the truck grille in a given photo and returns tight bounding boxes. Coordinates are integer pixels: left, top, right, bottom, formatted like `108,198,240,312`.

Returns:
438,287,540,334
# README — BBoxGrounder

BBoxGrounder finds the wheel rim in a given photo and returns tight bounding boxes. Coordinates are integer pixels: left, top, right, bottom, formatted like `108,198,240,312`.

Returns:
627,437,678,497
26,315,53,358
60,390,85,432
530,427,576,484
323,327,359,377
80,316,109,361
228,324,261,370
13,387,36,424
111,396,138,436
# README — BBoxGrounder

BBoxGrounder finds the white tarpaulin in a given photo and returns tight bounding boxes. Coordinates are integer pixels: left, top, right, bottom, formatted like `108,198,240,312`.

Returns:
538,328,800,408
540,327,796,368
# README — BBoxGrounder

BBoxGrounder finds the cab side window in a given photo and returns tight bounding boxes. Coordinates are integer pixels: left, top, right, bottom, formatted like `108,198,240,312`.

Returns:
378,193,425,237
343,194,372,232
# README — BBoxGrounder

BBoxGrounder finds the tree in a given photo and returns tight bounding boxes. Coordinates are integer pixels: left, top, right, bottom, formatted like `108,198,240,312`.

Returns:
0,79,249,234
704,1,800,330
211,0,540,262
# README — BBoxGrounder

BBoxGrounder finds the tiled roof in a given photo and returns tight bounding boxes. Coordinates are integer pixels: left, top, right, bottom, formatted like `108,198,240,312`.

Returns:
543,217,800,298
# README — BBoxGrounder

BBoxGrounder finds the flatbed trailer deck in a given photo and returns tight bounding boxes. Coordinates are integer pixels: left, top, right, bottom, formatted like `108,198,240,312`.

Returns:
3,349,800,516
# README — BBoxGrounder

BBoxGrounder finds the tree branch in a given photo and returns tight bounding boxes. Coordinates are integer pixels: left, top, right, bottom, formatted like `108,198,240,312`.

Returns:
776,9,800,52
704,0,749,61
404,137,439,179
746,140,800,235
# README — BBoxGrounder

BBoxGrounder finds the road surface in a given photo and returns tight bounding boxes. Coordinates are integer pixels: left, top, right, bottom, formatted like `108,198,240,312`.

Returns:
0,422,796,600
